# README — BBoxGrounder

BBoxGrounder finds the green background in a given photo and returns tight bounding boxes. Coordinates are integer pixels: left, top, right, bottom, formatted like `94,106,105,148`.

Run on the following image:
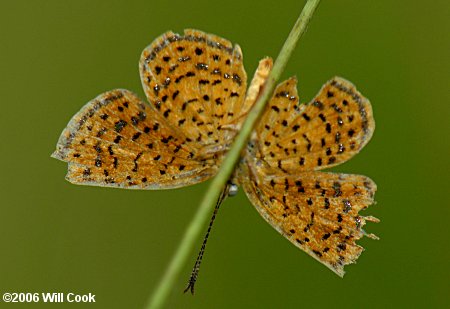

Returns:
1,1,448,308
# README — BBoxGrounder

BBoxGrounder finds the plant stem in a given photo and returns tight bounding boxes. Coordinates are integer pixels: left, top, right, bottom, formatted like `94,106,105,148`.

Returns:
146,1,321,308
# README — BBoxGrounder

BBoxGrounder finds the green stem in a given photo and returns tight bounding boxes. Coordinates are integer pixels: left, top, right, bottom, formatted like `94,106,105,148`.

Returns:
146,1,321,308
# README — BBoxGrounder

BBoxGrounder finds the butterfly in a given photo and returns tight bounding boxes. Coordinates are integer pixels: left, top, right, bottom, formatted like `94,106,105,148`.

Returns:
52,29,378,289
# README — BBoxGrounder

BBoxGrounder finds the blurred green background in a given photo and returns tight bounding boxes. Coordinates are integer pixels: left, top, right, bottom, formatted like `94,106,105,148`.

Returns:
1,1,448,308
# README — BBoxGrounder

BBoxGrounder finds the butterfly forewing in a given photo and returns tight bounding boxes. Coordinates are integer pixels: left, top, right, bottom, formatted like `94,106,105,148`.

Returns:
254,77,374,172
139,29,247,154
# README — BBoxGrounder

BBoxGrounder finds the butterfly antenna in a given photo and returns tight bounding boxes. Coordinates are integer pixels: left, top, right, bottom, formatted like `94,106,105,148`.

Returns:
184,185,229,294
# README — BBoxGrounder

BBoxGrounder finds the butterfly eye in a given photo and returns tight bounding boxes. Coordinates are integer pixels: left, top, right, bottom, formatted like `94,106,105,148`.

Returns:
228,183,239,197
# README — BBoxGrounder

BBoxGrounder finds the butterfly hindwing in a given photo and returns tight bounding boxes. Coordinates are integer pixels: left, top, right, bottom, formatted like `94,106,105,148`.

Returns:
52,89,216,189
239,162,377,276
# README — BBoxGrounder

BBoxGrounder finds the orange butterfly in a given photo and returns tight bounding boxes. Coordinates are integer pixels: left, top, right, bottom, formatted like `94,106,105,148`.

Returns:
52,30,378,292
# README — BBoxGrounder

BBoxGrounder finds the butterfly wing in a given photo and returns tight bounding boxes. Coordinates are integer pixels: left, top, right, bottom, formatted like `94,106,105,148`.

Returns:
52,89,220,189
252,76,374,172
53,30,249,189
240,77,377,275
239,166,377,276
140,29,248,154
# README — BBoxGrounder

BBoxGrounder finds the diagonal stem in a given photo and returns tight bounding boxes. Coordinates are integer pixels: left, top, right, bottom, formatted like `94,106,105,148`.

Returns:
146,1,321,308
